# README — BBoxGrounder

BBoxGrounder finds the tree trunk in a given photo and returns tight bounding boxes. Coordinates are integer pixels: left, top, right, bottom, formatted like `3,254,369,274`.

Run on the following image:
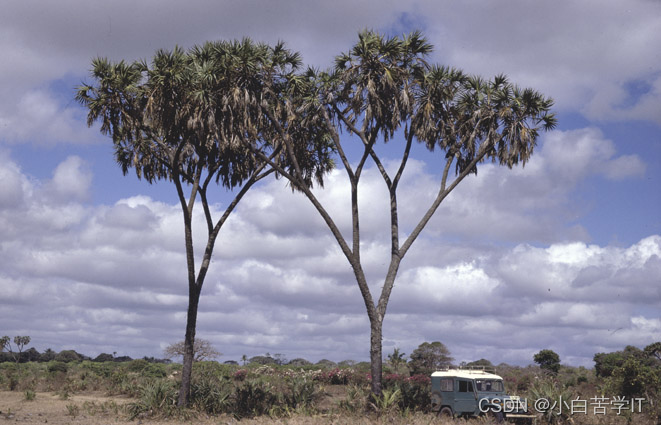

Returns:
369,317,384,396
177,285,201,406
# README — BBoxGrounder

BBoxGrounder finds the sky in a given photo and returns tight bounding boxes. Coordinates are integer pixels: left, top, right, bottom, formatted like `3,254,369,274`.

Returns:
0,0,659,368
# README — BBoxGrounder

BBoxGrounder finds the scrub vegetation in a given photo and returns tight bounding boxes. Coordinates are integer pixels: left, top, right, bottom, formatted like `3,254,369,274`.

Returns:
0,341,659,424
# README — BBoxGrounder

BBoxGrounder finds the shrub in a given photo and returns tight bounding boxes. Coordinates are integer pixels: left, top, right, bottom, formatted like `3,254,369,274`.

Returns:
143,363,167,378
527,378,573,424
48,361,68,373
127,359,149,373
338,384,368,413
283,376,320,410
190,375,232,414
382,373,430,412
369,388,401,414
233,378,278,417
126,379,178,419
233,369,248,381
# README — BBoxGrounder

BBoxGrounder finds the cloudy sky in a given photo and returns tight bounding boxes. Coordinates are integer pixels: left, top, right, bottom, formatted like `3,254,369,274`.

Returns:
1,0,659,368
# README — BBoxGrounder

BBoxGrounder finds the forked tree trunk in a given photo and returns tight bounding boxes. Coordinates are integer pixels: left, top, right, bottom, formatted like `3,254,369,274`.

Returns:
178,286,201,406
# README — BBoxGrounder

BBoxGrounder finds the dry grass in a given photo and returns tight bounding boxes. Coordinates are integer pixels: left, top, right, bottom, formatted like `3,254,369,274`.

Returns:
0,389,454,425
1,390,657,425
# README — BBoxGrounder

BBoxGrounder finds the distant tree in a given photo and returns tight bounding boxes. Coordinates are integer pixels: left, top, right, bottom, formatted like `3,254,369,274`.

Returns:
249,355,277,365
241,354,248,365
55,350,82,363
644,342,661,361
40,348,57,362
23,347,40,363
409,341,453,375
316,359,338,369
164,339,221,362
338,359,357,367
77,40,331,407
94,353,115,362
223,360,239,365
0,336,8,352
467,358,493,368
113,356,133,362
594,345,657,378
601,346,660,402
387,348,407,373
288,358,312,367
1,336,31,363
273,353,287,365
594,352,622,378
534,349,561,374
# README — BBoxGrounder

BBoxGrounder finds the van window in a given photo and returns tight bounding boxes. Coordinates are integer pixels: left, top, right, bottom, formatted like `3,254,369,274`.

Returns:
458,380,474,392
475,379,504,392
440,378,453,391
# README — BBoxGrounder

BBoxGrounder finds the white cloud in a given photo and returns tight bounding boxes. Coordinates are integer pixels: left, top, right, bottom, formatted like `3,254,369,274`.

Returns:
47,155,93,201
0,90,100,145
0,0,658,150
0,149,657,366
418,0,661,123
0,0,658,365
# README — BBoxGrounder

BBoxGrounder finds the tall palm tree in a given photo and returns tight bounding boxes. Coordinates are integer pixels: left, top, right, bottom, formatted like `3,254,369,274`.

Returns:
253,30,556,396
76,39,332,406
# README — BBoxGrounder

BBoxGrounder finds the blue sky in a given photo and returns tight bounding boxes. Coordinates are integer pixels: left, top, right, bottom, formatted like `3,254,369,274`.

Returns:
0,0,659,367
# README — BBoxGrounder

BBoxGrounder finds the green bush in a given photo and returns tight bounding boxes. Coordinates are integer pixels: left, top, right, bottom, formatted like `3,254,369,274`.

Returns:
191,375,232,414
126,379,178,419
143,363,167,378
192,361,234,380
48,361,68,373
283,376,320,410
127,359,150,373
233,378,278,417
527,378,574,424
82,361,114,378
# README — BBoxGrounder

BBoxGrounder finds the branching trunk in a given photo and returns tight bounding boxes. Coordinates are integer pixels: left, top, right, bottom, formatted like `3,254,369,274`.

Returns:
175,164,272,407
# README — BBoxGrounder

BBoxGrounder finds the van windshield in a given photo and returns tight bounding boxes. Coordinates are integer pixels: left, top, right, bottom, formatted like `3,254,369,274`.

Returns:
475,379,504,392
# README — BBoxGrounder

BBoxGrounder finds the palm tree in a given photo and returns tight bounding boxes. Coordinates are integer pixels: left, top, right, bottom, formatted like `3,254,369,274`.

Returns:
76,39,332,406
252,30,556,396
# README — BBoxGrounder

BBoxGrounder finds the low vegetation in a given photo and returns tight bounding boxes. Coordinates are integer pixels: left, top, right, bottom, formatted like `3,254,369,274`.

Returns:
1,340,658,424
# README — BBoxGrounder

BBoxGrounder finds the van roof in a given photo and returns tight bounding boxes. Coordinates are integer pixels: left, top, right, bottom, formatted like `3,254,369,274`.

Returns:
431,369,503,380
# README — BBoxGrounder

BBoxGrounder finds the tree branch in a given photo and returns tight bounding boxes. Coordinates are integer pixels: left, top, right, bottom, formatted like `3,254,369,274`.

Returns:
400,135,493,258
392,128,414,191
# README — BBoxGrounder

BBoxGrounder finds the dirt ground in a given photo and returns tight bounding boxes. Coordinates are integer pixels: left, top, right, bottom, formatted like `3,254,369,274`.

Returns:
0,391,138,425
0,390,446,425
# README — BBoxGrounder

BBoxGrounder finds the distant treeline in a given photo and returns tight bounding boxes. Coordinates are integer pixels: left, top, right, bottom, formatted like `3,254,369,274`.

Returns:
0,348,171,364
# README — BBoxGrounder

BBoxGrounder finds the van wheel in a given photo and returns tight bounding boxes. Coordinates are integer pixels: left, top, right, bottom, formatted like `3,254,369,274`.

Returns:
438,407,453,419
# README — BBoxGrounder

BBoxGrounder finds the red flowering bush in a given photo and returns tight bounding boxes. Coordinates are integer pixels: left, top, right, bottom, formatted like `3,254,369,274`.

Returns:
233,369,248,381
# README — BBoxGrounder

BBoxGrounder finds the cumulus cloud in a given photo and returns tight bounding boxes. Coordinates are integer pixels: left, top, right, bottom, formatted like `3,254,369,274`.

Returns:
417,0,661,123
0,136,657,366
1,0,659,150
0,90,100,145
